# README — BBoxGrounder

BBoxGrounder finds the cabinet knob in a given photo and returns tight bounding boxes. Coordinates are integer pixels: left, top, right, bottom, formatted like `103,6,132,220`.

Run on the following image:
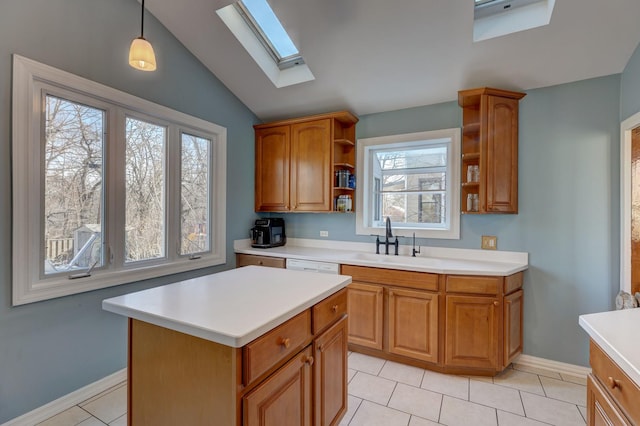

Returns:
258,261,264,265
608,376,621,389
332,304,339,312
304,355,314,366
493,301,499,306
278,337,291,349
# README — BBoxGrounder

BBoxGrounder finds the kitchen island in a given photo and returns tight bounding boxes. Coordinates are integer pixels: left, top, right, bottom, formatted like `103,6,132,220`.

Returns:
103,266,351,426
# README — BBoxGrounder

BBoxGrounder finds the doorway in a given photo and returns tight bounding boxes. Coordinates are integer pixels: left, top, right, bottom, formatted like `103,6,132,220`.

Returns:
632,126,640,294
622,111,640,295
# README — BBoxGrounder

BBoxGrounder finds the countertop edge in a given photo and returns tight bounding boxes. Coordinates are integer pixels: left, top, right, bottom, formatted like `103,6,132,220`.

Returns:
579,312,640,385
102,280,349,347
235,243,528,276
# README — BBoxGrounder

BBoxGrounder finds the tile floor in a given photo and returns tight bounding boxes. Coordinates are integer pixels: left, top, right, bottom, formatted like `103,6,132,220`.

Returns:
38,352,588,426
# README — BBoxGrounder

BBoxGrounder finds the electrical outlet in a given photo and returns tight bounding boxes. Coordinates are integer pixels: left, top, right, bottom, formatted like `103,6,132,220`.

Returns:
320,230,329,237
482,235,497,250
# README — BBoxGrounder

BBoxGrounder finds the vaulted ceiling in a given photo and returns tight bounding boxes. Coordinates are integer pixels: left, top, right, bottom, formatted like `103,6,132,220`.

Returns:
147,0,640,121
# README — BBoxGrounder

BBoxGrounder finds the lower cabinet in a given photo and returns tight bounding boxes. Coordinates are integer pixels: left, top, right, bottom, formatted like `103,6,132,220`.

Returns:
346,282,383,350
236,253,286,268
243,346,314,426
444,294,500,369
586,374,631,426
314,317,348,426
388,287,438,363
343,264,523,375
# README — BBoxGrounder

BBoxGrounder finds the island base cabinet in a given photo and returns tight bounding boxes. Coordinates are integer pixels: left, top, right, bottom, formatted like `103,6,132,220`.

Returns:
243,346,313,426
314,317,348,426
128,319,241,426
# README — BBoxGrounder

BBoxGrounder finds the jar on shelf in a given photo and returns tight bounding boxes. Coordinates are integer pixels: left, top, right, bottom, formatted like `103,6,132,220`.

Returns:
335,170,350,188
335,194,352,212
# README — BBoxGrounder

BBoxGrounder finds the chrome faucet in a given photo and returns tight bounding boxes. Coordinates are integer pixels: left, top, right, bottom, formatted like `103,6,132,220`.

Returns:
375,217,399,255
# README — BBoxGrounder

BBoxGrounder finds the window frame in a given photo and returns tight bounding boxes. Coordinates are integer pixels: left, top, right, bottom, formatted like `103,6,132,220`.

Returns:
355,128,461,240
12,55,227,305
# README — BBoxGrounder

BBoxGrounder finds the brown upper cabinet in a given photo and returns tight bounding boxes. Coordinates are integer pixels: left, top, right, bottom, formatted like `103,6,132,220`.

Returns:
254,111,359,213
458,88,526,214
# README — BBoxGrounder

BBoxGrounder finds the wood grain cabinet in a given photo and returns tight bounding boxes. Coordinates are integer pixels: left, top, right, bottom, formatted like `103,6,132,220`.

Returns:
459,87,525,214
586,340,640,425
236,253,286,268
254,111,358,213
342,263,523,375
128,289,348,426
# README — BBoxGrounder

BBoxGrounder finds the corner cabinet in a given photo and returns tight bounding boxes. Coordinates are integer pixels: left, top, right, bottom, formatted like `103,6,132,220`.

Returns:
459,87,525,214
254,111,358,213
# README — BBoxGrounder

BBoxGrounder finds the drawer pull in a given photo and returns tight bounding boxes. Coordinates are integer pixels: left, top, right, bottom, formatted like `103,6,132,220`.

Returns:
304,355,314,366
608,376,622,390
332,304,339,312
258,261,263,265
493,301,499,306
278,337,291,349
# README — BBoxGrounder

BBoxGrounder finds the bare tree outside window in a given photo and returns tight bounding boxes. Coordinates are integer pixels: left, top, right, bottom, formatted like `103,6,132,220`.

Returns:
44,95,104,274
125,117,166,262
181,133,211,255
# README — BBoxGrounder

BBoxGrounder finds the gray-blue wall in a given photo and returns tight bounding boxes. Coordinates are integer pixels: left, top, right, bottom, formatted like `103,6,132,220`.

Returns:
279,75,622,368
621,41,640,121
0,0,258,422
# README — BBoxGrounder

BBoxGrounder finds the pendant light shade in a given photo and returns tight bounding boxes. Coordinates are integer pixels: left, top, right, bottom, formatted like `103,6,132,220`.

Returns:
129,0,156,71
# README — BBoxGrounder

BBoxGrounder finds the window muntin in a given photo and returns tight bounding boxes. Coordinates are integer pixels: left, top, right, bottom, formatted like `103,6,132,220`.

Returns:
43,94,105,275
180,133,211,256
12,55,227,305
125,117,167,263
356,129,460,240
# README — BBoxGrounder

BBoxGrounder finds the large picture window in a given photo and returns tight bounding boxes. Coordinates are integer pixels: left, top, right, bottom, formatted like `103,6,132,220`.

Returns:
12,55,227,305
356,129,460,239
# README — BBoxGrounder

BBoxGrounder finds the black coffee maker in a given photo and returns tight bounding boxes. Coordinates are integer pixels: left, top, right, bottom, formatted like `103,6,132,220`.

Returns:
250,218,286,248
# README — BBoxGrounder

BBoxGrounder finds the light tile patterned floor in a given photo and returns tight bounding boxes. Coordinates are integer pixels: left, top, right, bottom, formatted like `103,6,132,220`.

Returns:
38,352,587,426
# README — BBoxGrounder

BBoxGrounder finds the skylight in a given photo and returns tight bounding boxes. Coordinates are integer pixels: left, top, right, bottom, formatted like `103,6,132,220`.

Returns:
473,0,556,42
217,0,314,88
235,0,304,69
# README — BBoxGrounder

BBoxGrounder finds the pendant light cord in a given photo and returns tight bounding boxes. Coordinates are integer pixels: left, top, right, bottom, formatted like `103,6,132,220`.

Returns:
140,0,145,38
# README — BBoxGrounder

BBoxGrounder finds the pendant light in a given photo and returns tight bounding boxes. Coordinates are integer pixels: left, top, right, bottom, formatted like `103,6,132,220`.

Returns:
129,0,156,71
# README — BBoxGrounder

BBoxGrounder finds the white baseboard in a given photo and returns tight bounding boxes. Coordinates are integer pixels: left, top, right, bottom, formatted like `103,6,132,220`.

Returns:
514,354,591,378
2,369,127,426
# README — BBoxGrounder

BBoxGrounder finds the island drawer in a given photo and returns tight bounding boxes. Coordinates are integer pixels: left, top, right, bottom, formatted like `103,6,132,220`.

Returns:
243,310,312,385
341,265,439,291
590,340,640,423
445,275,500,295
312,288,347,334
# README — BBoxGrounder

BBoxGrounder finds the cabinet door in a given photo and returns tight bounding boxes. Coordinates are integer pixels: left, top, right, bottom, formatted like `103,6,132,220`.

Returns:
314,316,348,426
388,287,438,363
445,295,500,370
485,95,519,213
347,282,383,350
503,289,523,367
255,125,290,211
290,119,332,211
587,374,631,426
243,346,313,426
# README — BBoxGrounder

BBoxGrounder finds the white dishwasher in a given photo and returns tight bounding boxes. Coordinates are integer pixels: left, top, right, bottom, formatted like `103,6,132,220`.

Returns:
286,258,340,274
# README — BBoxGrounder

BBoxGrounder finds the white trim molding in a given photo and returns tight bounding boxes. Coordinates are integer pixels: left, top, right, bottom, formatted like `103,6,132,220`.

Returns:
1,369,126,426
620,110,640,293
514,354,591,379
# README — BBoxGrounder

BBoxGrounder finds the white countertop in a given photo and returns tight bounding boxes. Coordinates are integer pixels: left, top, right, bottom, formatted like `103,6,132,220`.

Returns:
235,238,528,276
102,266,351,348
579,309,640,385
